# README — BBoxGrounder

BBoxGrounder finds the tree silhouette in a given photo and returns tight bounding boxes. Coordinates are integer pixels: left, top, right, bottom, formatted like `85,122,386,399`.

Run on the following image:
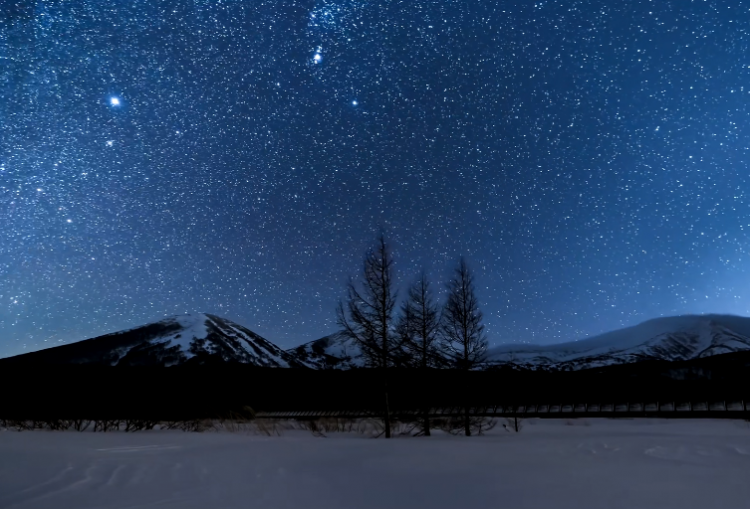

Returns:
337,234,397,438
397,272,444,435
441,257,488,436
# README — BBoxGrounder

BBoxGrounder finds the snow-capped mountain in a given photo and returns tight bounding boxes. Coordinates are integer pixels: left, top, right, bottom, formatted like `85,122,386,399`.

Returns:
287,314,750,372
0,313,313,368
4,313,750,372
287,333,364,369
486,314,750,371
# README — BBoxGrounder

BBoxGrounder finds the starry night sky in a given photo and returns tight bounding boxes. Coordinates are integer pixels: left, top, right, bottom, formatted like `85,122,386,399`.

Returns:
1,0,749,358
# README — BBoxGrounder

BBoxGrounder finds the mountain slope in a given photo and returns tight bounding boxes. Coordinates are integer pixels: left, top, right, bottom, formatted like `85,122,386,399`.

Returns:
287,333,364,369
287,314,750,372
0,313,313,368
486,314,750,371
5,313,750,372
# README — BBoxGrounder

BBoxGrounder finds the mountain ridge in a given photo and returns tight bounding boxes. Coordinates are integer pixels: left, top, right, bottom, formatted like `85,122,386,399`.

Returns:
3,313,750,373
0,313,312,368
484,314,750,371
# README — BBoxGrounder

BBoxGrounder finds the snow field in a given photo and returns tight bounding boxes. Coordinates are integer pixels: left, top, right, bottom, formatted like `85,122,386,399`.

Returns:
1,418,749,509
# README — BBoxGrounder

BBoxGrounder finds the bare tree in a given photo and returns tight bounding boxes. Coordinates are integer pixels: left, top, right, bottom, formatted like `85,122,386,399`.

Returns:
400,272,444,369
337,234,397,438
441,257,488,436
504,413,524,433
396,272,443,435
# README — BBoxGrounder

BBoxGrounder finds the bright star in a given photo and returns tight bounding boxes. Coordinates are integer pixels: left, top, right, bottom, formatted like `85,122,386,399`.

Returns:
109,97,121,106
352,100,358,106
313,53,322,63
106,140,114,147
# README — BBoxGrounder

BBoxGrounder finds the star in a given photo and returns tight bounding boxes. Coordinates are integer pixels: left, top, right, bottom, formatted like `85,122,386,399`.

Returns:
2,0,749,361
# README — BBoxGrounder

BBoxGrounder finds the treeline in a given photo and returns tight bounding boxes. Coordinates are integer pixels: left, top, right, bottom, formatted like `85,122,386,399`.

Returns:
336,234,491,437
2,364,747,429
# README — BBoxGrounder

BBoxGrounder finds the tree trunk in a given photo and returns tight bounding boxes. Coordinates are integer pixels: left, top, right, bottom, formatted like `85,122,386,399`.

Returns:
464,331,470,436
383,367,391,438
422,367,431,436
464,406,471,436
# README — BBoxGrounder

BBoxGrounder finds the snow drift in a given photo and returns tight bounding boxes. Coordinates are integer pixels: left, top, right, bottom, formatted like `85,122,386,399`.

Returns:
1,419,749,509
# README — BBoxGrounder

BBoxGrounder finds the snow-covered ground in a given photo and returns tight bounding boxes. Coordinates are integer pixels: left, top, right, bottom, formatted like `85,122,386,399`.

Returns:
1,419,750,508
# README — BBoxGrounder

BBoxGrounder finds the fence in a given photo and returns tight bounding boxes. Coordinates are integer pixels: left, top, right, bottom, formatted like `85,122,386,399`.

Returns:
254,400,750,419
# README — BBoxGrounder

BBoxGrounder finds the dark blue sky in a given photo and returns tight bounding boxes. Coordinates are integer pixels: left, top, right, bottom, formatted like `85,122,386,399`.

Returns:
1,0,749,358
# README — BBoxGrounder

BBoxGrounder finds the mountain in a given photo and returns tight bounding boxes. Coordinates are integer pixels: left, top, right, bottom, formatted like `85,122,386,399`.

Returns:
4,312,750,373
287,333,364,369
486,314,750,371
287,314,750,372
0,313,313,368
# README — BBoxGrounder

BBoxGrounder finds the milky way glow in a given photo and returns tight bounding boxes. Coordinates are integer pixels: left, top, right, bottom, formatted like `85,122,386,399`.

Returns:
1,1,750,358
